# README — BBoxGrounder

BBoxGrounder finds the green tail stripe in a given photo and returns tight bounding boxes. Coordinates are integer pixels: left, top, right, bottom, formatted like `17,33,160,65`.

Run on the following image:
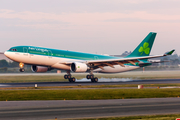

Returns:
127,32,156,57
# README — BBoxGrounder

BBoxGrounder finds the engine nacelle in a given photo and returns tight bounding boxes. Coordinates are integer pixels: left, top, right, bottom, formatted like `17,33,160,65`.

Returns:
71,62,88,72
31,65,49,72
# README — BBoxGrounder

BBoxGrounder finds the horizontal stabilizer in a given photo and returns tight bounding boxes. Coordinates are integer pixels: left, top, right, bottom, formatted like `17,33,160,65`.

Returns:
150,60,170,63
164,49,175,56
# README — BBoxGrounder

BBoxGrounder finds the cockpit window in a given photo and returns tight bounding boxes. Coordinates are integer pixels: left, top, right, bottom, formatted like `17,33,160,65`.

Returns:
9,49,17,51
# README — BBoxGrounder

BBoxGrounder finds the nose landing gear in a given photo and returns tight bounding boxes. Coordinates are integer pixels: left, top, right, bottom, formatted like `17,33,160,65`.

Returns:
19,63,25,72
64,66,99,83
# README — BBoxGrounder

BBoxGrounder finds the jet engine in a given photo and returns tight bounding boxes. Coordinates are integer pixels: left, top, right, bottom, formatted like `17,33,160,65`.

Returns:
31,65,50,72
71,62,88,72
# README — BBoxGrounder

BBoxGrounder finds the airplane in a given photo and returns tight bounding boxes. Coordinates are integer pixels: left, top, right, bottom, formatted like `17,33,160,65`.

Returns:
4,32,174,82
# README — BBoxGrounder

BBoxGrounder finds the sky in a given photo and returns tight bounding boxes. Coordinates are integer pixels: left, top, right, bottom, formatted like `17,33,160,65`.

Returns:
0,0,180,55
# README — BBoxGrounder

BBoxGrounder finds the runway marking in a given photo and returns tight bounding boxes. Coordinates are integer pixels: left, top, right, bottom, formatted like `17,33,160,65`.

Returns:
160,87,180,89
0,84,9,87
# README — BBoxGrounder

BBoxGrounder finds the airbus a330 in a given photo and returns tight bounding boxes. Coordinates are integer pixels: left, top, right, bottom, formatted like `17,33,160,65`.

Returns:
4,32,174,82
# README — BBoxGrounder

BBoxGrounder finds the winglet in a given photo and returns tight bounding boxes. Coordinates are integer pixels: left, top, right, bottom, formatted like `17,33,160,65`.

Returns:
164,49,175,56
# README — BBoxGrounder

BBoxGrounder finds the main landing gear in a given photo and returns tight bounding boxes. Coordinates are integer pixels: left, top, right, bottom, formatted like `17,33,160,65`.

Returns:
65,67,98,83
86,68,98,82
64,71,76,83
86,75,98,82
19,63,25,72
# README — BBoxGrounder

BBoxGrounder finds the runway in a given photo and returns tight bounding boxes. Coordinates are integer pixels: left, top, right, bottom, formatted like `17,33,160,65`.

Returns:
1,79,180,88
1,98,180,120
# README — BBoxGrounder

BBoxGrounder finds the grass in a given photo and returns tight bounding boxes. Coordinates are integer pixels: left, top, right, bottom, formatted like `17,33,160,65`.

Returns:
77,114,180,120
1,83,180,90
1,88,180,101
0,75,66,83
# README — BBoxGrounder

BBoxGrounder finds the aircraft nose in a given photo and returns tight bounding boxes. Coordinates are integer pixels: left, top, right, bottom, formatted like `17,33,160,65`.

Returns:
4,51,15,61
4,51,9,57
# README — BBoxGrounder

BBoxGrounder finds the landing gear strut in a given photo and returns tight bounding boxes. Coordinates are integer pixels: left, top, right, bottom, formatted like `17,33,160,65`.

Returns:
64,71,76,83
86,68,98,82
19,63,25,72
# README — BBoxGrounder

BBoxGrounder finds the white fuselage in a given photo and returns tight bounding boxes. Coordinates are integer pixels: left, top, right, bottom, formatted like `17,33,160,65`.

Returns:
4,51,140,73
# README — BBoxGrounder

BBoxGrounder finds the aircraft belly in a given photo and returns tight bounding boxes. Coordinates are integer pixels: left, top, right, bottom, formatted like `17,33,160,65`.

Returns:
51,63,70,70
20,54,55,66
6,52,57,66
99,65,140,73
5,52,32,64
28,54,47,65
25,55,65,66
6,52,75,70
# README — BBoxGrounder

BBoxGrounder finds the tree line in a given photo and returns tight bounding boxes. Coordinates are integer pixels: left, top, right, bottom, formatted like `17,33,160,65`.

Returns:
0,60,19,68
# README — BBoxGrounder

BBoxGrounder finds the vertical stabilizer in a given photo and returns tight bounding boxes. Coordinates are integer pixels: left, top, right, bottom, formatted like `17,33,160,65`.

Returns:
127,32,156,57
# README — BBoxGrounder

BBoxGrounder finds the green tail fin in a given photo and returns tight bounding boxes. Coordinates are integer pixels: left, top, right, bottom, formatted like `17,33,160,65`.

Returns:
127,32,157,57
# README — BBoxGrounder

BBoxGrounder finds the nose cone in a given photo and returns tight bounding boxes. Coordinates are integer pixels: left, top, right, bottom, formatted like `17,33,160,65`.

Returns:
4,51,17,61
4,51,10,58
4,51,7,56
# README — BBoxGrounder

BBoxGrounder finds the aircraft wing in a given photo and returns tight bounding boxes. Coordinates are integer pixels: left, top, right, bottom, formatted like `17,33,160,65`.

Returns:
59,50,174,69
85,50,175,69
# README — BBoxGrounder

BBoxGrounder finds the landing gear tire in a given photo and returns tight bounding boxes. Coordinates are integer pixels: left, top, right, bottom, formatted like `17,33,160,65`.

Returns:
68,78,72,82
68,75,71,79
19,68,25,72
64,75,67,79
87,74,98,82
71,77,75,82
90,75,94,79
86,75,90,79
86,75,94,79
64,75,72,79
64,71,75,83
64,75,68,79
91,78,94,82
94,77,98,82
91,77,98,82
69,77,75,83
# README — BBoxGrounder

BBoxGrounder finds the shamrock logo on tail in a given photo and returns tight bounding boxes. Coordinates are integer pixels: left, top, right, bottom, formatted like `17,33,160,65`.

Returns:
139,42,150,55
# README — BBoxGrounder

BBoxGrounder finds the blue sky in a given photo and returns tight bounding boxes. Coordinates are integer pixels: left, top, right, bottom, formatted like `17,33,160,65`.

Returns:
0,0,180,55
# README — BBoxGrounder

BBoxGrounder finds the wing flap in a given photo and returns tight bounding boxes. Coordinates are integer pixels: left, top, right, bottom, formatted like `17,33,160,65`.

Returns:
87,54,164,64
87,49,175,69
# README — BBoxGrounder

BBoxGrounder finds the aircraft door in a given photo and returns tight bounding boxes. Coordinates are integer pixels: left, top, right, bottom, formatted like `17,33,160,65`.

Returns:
94,56,99,60
23,47,29,56
44,50,53,65
23,47,28,53
48,50,53,59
